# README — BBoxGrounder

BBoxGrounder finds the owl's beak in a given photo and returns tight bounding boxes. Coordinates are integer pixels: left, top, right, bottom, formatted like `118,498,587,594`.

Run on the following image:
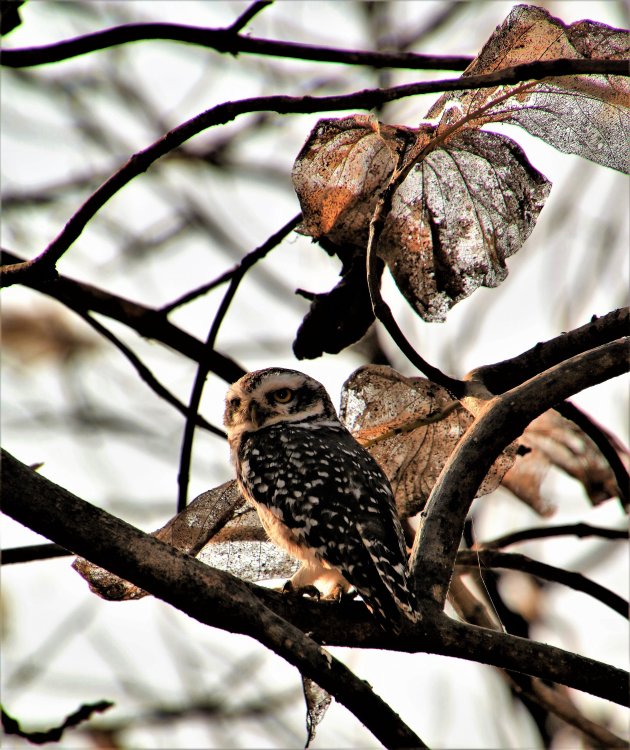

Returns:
248,400,262,429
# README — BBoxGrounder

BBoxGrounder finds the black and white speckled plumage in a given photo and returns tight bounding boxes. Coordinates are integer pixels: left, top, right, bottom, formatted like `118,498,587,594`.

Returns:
224,368,416,631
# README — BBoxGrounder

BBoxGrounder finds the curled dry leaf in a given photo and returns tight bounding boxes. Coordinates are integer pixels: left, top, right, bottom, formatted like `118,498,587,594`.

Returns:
340,365,517,518
73,480,245,600
502,408,630,515
302,676,333,748
428,5,630,174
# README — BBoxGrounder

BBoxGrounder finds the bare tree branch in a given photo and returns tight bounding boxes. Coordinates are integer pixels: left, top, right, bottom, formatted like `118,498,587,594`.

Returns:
78,311,226,439
0,249,246,384
177,214,301,510
480,522,628,550
456,549,628,618
1,702,114,745
1,449,426,749
2,449,627,708
227,1,275,33
410,338,629,610
0,22,472,71
1,60,626,287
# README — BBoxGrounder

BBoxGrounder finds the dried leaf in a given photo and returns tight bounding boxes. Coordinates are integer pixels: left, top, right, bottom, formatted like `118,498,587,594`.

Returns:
199,506,299,582
379,129,550,321
302,676,332,748
292,113,402,251
502,408,630,514
340,365,516,517
428,5,630,173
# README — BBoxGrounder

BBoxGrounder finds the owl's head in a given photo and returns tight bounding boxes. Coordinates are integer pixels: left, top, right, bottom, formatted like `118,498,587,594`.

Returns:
223,368,338,437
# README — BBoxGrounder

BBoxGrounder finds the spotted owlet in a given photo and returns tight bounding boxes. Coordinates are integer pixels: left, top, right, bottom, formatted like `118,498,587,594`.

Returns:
223,367,416,631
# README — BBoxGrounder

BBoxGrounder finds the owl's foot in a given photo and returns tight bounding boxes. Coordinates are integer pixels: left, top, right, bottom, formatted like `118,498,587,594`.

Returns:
282,580,321,601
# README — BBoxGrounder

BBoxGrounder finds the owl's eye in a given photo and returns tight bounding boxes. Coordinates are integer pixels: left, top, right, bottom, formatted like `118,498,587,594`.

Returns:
273,388,293,404
229,397,241,409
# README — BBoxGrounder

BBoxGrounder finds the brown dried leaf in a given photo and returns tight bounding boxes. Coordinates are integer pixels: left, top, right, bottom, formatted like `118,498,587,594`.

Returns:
428,5,630,173
502,408,630,514
340,365,516,517
292,114,403,251
293,117,549,323
302,676,332,748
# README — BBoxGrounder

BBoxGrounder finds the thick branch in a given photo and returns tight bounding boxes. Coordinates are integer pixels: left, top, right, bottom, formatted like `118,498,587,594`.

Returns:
1,60,626,285
1,449,425,749
2,450,627,708
472,308,629,394
410,338,629,609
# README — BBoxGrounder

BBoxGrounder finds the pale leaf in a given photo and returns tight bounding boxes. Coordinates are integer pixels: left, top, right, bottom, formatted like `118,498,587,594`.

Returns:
502,408,629,514
379,129,550,321
428,5,630,173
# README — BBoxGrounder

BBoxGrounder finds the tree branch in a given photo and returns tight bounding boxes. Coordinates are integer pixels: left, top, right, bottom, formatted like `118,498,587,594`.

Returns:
78,311,226,439
1,449,426,749
2,450,627,708
471,308,629,394
455,550,628,618
480,522,628,550
0,22,472,70
410,338,629,610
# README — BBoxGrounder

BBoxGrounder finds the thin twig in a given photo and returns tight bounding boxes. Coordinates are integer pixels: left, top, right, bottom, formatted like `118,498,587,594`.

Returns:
555,400,629,508
456,549,629,619
480,522,628,550
227,1,274,33
176,214,301,511
0,249,245,385
2,543,71,565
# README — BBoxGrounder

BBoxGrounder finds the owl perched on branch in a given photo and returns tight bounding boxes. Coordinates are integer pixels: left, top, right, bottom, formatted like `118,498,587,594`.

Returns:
224,367,417,632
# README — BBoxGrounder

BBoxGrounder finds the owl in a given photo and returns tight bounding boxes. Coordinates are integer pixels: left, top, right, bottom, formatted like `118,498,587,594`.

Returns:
223,367,417,632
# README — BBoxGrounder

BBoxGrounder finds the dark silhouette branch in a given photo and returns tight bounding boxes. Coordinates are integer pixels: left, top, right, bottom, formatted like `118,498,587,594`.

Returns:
0,22,472,71
1,60,626,287
2,449,627,708
177,214,301,510
480,522,628,550
456,549,628,619
472,307,629,394
0,249,246,385
410,338,629,610
1,449,426,749
227,1,274,33
2,702,114,745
